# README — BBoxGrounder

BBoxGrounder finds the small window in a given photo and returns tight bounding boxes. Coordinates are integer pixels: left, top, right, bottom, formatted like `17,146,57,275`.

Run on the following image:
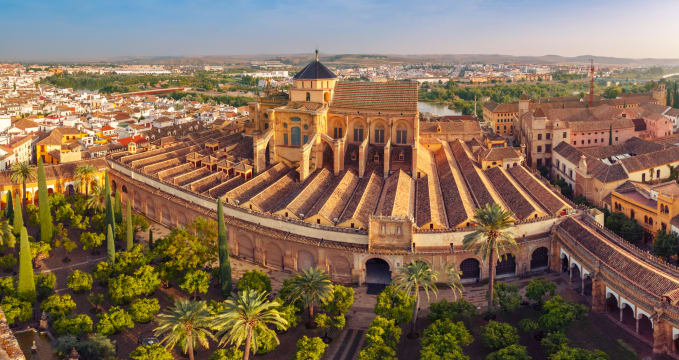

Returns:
537,134,542,140
546,133,550,140
306,92,310,101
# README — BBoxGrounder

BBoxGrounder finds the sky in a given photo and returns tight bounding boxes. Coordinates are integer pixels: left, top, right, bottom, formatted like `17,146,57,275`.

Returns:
1,0,679,61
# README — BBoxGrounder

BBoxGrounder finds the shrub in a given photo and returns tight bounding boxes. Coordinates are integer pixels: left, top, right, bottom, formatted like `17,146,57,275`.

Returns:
237,269,271,293
53,314,94,336
486,344,531,360
525,279,557,306
541,332,570,355
358,316,401,360
274,298,300,330
209,348,244,360
1,296,32,324
40,294,76,318
134,265,161,296
480,321,519,351
0,277,16,299
293,336,327,360
129,298,160,323
80,232,105,251
255,328,279,355
421,319,474,359
130,344,174,360
0,254,16,270
321,284,355,316
180,269,211,298
550,346,608,360
108,274,142,305
35,272,56,300
490,282,521,313
374,285,415,324
428,298,477,322
93,261,113,284
518,318,539,333
54,333,116,360
539,296,588,333
67,270,93,293
96,306,134,335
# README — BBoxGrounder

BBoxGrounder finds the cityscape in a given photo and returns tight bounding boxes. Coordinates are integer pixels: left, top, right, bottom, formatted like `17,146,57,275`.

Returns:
3,1,679,360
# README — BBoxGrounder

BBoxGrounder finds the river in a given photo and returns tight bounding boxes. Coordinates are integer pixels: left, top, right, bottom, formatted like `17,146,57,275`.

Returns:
418,101,463,116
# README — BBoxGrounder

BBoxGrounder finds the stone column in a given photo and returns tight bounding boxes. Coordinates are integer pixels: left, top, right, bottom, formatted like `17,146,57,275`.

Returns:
636,316,639,334
581,276,585,296
653,318,667,354
333,142,341,175
358,142,366,178
383,142,391,178
591,276,606,312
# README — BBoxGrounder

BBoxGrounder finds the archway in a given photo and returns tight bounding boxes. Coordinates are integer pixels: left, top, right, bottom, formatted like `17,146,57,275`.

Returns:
638,314,653,341
460,258,480,281
111,180,117,193
621,304,635,329
321,142,334,170
496,254,516,277
530,247,549,271
561,255,569,273
298,250,315,270
122,185,128,194
606,295,619,316
67,184,75,196
570,263,581,289
365,258,391,285
583,275,592,296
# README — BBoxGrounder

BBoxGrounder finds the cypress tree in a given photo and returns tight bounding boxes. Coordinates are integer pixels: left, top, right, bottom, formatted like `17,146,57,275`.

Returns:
5,190,13,222
148,228,153,250
217,200,232,295
13,193,22,236
608,124,613,146
37,159,53,243
106,224,115,264
104,172,115,238
125,201,133,250
17,226,35,302
114,190,122,223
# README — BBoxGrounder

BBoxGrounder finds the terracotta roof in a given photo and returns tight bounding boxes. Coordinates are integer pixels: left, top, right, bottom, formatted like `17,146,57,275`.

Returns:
415,176,432,227
508,166,568,215
479,147,522,162
620,146,679,173
632,118,646,131
483,101,519,113
12,118,39,129
376,170,413,217
331,81,418,113
450,140,495,208
484,167,536,220
434,147,468,227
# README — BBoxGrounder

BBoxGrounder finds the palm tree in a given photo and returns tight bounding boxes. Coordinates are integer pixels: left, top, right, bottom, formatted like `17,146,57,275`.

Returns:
10,163,35,210
445,262,464,300
75,164,96,196
463,203,516,312
154,299,215,360
212,290,288,360
393,260,438,337
85,180,106,212
0,219,14,249
286,267,332,324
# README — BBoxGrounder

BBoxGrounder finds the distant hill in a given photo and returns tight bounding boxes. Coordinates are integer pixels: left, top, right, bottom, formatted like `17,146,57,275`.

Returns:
11,53,679,67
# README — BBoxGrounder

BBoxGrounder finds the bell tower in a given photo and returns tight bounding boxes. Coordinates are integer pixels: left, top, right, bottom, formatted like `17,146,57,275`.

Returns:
289,50,338,104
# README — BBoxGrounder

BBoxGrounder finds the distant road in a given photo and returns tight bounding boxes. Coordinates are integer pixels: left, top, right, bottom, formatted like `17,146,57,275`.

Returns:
662,73,679,79
117,87,188,96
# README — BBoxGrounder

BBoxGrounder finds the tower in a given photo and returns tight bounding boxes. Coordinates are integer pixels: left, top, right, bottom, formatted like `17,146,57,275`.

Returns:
589,59,595,107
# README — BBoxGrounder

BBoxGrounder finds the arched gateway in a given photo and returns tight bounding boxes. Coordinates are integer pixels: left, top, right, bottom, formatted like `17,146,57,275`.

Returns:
365,258,391,285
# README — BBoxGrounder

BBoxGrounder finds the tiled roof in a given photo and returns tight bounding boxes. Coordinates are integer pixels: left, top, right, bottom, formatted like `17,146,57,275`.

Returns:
415,176,432,227
376,170,412,218
434,147,468,227
620,146,679,173
479,147,522,162
331,81,418,113
483,101,519,113
508,166,568,215
450,140,495,208
485,167,536,220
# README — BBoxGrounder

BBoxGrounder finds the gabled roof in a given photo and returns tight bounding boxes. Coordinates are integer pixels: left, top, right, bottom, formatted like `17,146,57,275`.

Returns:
293,59,336,80
331,81,418,113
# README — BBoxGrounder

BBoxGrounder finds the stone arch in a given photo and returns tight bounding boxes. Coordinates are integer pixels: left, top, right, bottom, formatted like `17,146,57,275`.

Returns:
238,235,255,261
530,247,549,270
392,119,412,145
66,184,75,196
297,250,316,270
560,252,569,273
264,242,284,270
583,274,592,296
161,205,172,226
365,257,391,285
459,257,480,281
347,116,368,143
606,291,620,315
638,314,653,341
621,302,635,328
369,118,388,144
496,253,516,277
329,255,352,281
122,185,128,194
328,116,345,139
111,180,117,193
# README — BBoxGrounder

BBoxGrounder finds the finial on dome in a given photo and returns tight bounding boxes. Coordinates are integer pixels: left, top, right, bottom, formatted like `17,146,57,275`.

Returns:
315,49,319,62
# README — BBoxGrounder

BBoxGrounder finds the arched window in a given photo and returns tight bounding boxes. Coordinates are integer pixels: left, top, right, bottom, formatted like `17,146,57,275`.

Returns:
291,126,301,146
306,92,311,102
374,126,385,143
396,124,407,144
353,126,364,142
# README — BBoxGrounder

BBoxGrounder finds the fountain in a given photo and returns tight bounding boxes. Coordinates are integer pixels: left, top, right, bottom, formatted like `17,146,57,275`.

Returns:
14,329,58,360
